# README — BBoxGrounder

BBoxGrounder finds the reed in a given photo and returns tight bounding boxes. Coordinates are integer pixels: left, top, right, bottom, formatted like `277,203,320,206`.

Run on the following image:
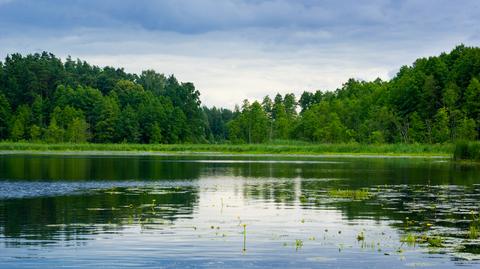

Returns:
0,141,453,156
453,141,480,161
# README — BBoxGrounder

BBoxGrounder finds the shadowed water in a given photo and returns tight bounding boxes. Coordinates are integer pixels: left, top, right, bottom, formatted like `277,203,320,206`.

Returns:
1,154,480,268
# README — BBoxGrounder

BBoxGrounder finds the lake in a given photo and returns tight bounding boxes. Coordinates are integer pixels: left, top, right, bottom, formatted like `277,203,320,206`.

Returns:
1,154,480,268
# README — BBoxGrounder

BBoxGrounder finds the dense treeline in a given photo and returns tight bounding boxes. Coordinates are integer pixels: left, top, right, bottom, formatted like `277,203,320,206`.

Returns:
229,45,480,144
0,53,213,143
0,45,480,144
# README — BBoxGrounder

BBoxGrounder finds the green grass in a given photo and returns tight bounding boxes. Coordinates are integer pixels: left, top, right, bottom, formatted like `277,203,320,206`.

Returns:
0,141,453,156
453,141,480,161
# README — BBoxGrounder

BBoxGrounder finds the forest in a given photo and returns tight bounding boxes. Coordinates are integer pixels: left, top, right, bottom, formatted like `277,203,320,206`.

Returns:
0,44,479,145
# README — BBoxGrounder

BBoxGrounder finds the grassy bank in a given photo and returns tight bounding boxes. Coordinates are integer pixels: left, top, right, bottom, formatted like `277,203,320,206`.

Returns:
0,142,453,156
453,141,480,161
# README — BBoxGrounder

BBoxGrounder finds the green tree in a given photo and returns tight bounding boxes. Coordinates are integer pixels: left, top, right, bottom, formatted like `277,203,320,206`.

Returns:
66,118,89,143
0,94,11,139
116,105,140,143
10,105,31,141
95,96,120,143
245,101,269,143
409,112,426,143
464,78,480,136
442,82,459,111
456,117,477,141
31,95,45,127
137,70,166,96
29,125,42,142
296,102,349,143
272,103,290,139
113,80,145,108
283,93,297,118
227,100,269,143
150,123,162,144
45,118,64,143
432,108,450,143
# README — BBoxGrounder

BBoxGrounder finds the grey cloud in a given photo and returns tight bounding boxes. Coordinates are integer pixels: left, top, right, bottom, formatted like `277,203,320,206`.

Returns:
0,0,479,107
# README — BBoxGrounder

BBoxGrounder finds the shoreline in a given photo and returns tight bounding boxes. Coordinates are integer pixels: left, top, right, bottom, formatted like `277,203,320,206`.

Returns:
0,142,453,158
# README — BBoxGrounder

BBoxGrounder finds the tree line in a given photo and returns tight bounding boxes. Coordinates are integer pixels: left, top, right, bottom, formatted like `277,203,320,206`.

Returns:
0,53,212,143
229,45,480,144
0,45,479,144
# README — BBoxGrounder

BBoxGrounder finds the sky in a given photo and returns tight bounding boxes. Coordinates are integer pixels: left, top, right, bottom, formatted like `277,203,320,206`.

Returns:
0,0,479,108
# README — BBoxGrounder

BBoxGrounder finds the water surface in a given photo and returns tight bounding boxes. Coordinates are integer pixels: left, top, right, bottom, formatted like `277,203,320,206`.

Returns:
1,154,480,268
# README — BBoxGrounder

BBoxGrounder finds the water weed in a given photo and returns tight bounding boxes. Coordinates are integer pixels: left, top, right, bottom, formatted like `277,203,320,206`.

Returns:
328,189,372,200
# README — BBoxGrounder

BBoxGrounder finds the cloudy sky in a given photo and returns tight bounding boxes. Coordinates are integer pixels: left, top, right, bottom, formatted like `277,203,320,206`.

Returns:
0,0,479,108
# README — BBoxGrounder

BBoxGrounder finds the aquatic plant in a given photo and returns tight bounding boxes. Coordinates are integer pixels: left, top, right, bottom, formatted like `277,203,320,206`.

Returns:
357,231,365,241
466,211,480,239
242,224,247,252
453,141,480,161
328,189,372,200
0,141,452,156
468,225,479,239
295,239,303,250
404,217,415,227
400,233,417,246
426,236,444,248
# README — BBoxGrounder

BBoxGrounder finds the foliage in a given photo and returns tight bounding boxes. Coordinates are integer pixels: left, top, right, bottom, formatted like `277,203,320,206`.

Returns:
1,46,480,145
0,53,211,144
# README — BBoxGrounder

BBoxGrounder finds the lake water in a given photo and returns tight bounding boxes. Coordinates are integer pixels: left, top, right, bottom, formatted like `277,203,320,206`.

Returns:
1,154,480,268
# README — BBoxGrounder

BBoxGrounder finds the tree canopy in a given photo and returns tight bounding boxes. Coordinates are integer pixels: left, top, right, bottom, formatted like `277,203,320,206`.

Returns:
1,45,480,144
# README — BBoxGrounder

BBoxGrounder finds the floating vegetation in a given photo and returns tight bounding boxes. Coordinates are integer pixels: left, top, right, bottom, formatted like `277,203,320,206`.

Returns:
400,233,417,246
328,189,372,200
295,239,304,250
426,236,444,248
357,231,365,241
400,233,445,248
468,211,479,239
468,225,479,239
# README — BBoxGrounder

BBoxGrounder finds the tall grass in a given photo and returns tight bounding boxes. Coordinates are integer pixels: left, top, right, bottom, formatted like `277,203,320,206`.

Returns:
0,141,453,156
453,141,480,161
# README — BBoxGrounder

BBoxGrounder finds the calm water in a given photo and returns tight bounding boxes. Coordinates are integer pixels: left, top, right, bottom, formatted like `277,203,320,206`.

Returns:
1,154,480,268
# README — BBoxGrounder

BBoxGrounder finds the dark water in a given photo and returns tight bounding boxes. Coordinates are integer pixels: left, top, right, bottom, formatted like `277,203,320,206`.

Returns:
1,154,480,268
